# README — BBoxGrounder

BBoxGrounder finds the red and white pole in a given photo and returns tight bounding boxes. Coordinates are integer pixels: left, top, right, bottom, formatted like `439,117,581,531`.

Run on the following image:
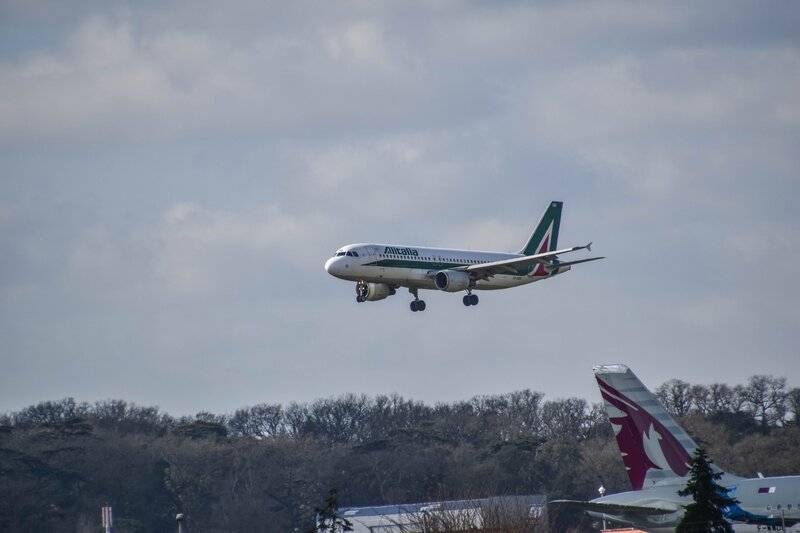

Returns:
102,505,113,533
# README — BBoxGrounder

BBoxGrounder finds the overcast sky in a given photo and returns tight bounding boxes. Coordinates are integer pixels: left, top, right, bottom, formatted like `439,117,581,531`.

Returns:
2,1,799,417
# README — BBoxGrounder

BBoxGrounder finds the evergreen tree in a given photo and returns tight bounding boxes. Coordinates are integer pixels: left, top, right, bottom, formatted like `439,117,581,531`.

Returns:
676,448,738,533
308,489,353,533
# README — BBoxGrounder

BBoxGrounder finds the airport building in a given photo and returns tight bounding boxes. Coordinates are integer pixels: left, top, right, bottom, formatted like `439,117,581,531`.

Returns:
336,494,547,532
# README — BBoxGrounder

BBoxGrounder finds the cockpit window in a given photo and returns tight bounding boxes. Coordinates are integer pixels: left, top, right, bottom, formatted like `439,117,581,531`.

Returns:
351,251,359,257
336,251,346,256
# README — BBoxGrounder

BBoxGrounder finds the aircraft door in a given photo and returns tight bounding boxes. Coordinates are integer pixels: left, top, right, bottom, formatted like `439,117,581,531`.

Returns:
367,246,385,279
367,246,378,262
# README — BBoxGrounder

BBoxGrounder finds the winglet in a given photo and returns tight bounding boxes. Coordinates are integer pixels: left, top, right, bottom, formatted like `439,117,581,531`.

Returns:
586,241,592,252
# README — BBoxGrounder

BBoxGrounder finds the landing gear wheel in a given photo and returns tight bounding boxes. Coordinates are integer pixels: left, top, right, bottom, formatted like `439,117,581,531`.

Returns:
357,295,364,303
463,293,479,306
409,288,426,312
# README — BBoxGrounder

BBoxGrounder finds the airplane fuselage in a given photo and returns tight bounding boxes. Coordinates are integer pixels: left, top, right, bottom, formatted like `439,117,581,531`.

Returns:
324,243,569,291
590,474,800,532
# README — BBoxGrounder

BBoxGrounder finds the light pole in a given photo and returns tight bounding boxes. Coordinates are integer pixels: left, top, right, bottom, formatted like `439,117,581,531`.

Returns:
598,485,607,531
176,513,185,533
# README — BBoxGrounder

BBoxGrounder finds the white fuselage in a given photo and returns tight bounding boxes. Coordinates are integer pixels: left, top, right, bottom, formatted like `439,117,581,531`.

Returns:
324,243,570,291
589,475,800,532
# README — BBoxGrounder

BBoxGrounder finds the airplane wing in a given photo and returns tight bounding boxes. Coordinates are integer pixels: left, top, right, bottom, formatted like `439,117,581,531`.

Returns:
551,500,800,528
452,243,604,280
549,499,678,517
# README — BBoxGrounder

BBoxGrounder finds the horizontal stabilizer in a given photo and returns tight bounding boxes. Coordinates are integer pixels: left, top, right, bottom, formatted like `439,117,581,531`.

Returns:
550,256,605,269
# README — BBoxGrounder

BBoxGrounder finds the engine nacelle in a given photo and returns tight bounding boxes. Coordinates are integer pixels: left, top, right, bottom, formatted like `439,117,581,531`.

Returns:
357,281,395,301
434,270,471,292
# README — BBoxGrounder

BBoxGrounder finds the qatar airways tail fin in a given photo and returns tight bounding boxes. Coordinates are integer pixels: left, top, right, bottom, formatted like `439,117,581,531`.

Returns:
593,364,697,490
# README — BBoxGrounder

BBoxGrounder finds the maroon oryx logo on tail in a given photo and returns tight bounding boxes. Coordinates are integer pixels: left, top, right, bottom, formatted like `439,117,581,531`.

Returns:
597,377,691,490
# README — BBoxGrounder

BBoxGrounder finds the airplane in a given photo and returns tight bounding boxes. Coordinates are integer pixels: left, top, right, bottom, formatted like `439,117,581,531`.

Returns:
324,201,603,311
551,364,800,532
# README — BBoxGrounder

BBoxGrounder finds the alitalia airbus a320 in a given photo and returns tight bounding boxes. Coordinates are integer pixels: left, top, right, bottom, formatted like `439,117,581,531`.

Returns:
324,201,603,312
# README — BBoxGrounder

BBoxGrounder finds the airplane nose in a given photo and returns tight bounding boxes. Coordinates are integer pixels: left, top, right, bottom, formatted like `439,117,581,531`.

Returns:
325,256,349,278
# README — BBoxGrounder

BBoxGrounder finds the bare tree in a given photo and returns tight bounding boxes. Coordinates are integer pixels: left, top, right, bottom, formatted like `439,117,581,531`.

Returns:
540,398,591,440
11,398,90,427
742,375,787,431
706,383,735,414
229,403,284,438
787,388,800,425
689,384,711,415
655,379,693,417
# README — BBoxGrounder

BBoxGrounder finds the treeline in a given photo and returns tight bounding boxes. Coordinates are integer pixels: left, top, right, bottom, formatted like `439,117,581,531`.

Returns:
4,391,604,445
1,376,798,533
655,375,799,430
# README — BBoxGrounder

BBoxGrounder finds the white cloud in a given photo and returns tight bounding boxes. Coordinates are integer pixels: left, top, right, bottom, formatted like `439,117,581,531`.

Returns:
298,135,461,221
0,12,428,145
0,17,173,142
324,21,393,69
68,203,331,299
522,49,800,149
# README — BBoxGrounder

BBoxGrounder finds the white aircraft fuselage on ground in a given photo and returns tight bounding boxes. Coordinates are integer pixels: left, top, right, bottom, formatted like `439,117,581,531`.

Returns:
324,201,603,311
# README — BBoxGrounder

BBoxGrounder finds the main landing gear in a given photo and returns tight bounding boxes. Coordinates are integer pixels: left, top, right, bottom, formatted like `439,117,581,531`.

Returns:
462,291,479,307
409,288,426,312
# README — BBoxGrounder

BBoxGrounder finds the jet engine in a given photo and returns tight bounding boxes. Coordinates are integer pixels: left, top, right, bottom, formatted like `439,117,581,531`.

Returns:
434,270,472,292
356,281,395,302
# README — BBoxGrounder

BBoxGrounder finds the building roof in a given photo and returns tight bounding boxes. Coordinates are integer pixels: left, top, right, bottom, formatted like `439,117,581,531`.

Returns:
340,494,547,519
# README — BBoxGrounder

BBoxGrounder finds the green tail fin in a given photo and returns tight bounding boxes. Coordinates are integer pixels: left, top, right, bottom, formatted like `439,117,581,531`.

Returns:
518,201,562,255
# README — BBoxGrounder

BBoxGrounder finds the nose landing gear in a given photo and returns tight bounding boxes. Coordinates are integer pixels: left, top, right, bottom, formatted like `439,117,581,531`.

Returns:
356,281,368,303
